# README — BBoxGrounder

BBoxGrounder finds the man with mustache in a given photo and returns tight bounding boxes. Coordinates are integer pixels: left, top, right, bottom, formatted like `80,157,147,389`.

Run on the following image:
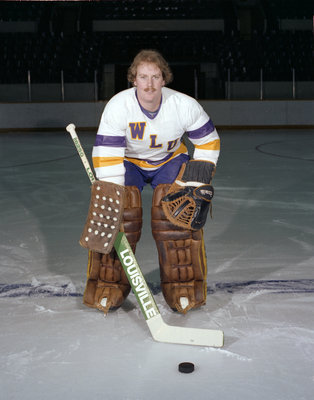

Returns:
83,49,220,315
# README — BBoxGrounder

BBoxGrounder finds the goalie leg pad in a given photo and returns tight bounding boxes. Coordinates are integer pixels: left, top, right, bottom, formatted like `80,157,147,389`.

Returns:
152,184,207,314
83,186,142,313
83,251,131,313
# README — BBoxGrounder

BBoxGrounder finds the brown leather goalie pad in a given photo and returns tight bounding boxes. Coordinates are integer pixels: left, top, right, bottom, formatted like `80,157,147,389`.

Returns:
83,186,142,313
151,184,207,314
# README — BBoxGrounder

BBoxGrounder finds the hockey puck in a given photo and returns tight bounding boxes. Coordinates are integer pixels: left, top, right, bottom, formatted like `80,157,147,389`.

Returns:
178,362,195,374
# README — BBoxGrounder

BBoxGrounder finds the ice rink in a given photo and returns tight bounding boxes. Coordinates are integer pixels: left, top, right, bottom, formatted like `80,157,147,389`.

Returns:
1,128,314,400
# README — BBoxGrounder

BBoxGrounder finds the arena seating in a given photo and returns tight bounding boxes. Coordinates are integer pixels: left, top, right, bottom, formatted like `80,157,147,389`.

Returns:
0,1,313,88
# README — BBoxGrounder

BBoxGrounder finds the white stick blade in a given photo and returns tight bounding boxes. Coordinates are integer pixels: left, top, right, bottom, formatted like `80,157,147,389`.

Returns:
147,315,224,347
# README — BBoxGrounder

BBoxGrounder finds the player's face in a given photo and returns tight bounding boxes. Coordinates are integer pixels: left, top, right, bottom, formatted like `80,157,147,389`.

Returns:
134,62,165,111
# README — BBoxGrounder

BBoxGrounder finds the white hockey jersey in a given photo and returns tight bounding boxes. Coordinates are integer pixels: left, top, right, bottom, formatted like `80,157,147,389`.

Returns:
93,87,220,185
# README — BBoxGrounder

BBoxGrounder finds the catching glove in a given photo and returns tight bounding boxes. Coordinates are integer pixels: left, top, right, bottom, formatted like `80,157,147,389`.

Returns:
161,160,215,230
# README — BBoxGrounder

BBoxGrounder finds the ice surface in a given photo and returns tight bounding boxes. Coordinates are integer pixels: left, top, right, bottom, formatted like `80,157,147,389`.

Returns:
1,129,314,400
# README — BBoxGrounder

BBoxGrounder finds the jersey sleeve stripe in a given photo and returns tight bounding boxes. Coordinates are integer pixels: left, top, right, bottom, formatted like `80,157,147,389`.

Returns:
187,119,215,139
93,156,124,168
194,139,220,151
94,135,126,147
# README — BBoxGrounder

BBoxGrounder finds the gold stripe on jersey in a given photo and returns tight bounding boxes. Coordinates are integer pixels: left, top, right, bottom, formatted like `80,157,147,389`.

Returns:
125,142,188,169
93,156,124,168
194,139,220,151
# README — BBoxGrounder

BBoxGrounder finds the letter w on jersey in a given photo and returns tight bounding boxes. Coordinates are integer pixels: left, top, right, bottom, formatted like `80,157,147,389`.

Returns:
129,122,146,139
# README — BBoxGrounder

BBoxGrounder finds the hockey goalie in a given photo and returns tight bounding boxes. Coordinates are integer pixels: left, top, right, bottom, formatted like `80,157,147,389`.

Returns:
81,49,220,315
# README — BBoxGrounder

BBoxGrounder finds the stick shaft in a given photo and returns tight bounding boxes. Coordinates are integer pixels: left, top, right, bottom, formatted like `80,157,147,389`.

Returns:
114,232,160,320
66,123,96,184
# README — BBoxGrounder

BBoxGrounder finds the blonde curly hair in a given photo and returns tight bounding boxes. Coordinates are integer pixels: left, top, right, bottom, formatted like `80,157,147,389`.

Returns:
127,49,173,86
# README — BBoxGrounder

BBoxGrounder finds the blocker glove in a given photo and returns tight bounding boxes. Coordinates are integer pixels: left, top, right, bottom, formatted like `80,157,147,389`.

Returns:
162,160,215,230
79,180,125,254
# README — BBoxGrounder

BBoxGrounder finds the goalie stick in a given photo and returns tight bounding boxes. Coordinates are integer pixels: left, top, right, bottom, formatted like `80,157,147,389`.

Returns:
66,123,224,347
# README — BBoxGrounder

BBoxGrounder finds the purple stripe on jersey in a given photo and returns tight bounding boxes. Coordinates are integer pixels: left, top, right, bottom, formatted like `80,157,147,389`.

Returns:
143,152,173,165
187,119,215,139
128,152,173,166
94,135,126,147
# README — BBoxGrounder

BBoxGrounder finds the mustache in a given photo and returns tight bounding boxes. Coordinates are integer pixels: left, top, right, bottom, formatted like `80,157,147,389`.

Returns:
144,87,156,92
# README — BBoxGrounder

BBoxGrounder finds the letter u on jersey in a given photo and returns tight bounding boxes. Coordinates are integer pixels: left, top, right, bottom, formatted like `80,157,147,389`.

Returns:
129,122,146,140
